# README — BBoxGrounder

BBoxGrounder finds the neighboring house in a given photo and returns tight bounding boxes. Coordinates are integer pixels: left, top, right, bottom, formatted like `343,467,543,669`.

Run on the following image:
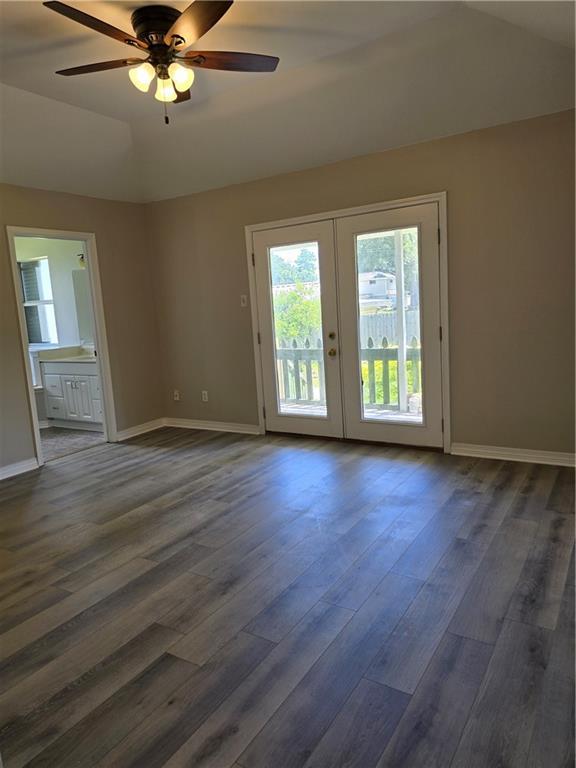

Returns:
358,271,403,308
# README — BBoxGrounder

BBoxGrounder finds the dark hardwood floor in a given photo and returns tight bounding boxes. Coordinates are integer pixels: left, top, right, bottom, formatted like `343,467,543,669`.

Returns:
0,427,573,768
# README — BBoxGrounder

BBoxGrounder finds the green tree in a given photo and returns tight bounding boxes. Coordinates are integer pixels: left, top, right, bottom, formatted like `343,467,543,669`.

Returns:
270,252,295,285
273,284,321,343
294,248,318,283
356,235,395,273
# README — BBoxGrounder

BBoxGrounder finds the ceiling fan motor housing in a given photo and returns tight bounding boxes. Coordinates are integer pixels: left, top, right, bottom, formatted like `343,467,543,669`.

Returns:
131,5,181,46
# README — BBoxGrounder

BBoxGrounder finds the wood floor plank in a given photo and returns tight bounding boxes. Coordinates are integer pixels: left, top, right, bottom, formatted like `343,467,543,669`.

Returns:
456,460,532,546
0,570,205,723
509,463,561,521
239,573,422,768
0,563,68,607
243,508,407,645
366,537,484,694
448,517,538,643
526,565,575,768
322,517,425,610
0,585,69,635
161,601,354,768
55,497,226,573
169,545,329,664
0,549,206,695
191,512,331,590
0,622,182,768
451,619,553,768
101,632,275,768
391,489,480,580
545,466,575,515
168,478,402,658
0,557,155,663
301,680,409,768
507,512,574,629
55,542,207,593
25,653,198,768
375,633,493,768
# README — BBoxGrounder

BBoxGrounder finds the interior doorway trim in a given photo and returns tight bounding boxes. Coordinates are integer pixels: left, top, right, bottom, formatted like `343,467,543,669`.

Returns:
6,225,118,467
244,192,451,452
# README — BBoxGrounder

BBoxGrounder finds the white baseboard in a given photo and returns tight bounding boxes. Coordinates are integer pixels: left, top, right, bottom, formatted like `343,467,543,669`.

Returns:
116,417,262,441
116,419,165,441
43,419,104,433
0,458,40,480
451,442,575,467
164,418,262,435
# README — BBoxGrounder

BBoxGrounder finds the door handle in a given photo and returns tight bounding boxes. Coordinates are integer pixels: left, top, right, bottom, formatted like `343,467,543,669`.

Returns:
328,348,337,357
328,332,336,340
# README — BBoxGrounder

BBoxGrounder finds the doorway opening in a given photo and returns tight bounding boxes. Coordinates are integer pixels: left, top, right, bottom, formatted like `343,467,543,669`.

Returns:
7,228,116,464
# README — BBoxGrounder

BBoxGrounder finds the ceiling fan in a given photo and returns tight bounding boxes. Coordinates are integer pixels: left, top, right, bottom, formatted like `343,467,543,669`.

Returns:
44,0,279,114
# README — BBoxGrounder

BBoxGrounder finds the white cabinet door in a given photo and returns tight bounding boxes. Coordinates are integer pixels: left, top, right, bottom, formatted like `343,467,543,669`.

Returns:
62,376,81,420
75,376,95,421
89,375,100,400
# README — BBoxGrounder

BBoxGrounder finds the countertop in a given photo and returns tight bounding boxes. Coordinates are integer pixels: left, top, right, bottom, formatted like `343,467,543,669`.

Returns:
40,356,97,364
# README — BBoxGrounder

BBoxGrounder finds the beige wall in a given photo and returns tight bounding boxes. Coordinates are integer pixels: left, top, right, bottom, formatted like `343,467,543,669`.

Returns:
0,185,163,467
148,110,575,453
1,110,573,471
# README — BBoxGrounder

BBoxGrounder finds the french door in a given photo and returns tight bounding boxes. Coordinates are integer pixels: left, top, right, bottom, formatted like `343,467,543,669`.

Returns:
253,221,344,436
252,201,444,447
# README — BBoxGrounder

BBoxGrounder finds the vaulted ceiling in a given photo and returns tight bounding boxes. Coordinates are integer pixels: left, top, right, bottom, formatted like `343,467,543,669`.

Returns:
0,1,573,201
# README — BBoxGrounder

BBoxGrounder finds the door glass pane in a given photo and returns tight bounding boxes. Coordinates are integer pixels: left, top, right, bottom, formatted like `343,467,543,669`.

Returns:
355,226,423,424
269,242,327,417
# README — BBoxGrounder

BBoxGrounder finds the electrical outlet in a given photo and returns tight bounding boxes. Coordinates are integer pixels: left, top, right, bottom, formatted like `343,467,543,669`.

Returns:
201,390,209,402
240,294,248,308
173,389,181,401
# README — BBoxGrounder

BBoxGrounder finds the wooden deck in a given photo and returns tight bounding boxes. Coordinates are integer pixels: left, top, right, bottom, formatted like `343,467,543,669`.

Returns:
0,427,573,767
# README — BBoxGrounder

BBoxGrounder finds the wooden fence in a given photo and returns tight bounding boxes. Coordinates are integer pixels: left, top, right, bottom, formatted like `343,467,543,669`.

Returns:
275,336,421,409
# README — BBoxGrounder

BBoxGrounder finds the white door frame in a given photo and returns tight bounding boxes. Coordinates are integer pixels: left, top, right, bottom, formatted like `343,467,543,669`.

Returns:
244,192,451,452
6,225,118,466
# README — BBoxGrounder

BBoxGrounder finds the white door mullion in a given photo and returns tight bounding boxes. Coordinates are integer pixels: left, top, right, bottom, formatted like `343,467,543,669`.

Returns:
394,229,408,413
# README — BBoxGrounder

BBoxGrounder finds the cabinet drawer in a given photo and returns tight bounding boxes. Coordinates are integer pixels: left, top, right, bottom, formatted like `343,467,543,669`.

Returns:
43,374,63,397
89,376,101,400
46,396,66,418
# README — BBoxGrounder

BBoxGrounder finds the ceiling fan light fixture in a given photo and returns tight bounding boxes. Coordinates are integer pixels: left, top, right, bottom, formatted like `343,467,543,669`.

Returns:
155,75,178,103
168,62,195,92
128,61,155,92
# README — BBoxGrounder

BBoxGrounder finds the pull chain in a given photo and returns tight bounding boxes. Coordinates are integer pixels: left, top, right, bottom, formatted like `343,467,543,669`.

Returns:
164,101,169,125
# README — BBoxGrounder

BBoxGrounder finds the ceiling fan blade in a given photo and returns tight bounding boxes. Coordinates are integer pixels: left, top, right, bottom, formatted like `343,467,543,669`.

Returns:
164,1,233,48
56,59,144,76
175,89,192,104
179,50,279,72
44,2,148,50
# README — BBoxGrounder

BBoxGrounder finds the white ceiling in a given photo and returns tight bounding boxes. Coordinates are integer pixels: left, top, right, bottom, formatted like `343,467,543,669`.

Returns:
0,1,457,122
0,1,573,201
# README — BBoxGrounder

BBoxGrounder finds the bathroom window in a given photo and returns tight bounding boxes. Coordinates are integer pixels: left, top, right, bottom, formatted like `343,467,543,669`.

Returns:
19,259,58,344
